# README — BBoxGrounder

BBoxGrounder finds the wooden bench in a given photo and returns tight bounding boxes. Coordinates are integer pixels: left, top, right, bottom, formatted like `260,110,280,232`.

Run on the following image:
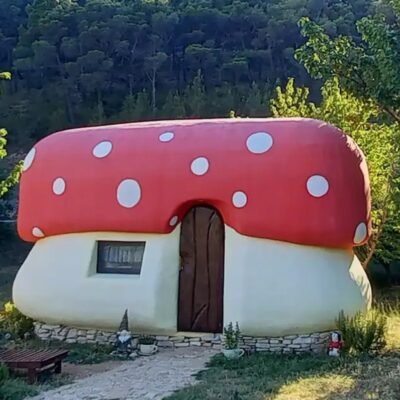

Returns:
0,348,69,383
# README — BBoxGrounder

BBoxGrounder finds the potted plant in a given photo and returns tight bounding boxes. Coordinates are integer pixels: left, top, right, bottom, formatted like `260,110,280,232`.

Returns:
138,335,158,356
222,322,244,360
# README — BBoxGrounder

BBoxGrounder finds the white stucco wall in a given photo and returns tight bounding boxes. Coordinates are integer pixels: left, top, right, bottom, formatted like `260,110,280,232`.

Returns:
13,226,371,336
13,231,180,332
224,227,372,336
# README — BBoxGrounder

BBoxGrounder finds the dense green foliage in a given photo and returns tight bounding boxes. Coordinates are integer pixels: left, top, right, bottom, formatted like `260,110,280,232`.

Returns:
0,301,34,339
271,78,400,268
336,310,387,355
0,364,37,400
296,1,400,123
0,0,374,150
0,73,21,198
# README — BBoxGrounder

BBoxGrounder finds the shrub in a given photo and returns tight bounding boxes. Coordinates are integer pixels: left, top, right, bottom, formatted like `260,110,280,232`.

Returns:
223,322,241,350
336,309,387,355
0,378,38,400
138,335,155,345
0,302,34,339
0,364,9,384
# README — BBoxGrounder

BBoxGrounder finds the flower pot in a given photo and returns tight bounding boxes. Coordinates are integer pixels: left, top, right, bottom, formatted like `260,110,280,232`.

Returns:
139,344,158,356
222,348,245,360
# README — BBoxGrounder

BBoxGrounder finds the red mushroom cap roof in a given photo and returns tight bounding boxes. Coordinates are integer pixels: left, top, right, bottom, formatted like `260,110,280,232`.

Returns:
18,118,371,248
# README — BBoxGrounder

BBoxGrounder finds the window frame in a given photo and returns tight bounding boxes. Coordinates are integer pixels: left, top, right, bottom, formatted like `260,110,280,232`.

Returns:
96,241,146,275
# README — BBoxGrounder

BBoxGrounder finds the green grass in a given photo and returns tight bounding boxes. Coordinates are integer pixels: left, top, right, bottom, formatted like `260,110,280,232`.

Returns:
0,367,72,400
167,294,400,400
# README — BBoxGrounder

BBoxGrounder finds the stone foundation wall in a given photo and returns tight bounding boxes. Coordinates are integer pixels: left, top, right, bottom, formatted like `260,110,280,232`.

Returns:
34,322,332,354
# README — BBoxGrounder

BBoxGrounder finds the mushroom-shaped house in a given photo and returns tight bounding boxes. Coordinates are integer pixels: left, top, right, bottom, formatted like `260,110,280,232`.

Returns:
14,118,372,337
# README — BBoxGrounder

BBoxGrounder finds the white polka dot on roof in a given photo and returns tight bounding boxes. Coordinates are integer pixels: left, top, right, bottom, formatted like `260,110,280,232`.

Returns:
159,132,175,142
306,175,329,198
246,132,273,154
191,157,209,176
232,191,247,208
354,222,367,244
23,148,36,171
93,141,113,158
169,216,179,226
32,227,45,238
117,179,141,208
52,178,66,195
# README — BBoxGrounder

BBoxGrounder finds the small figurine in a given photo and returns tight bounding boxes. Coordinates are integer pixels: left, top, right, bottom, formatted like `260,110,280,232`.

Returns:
113,309,135,357
327,331,343,357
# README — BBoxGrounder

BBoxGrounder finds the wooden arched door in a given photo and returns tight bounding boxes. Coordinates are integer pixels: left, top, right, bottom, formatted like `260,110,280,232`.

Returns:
178,206,224,333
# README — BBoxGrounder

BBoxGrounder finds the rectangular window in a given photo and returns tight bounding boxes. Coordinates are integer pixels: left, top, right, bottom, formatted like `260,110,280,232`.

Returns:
97,241,145,275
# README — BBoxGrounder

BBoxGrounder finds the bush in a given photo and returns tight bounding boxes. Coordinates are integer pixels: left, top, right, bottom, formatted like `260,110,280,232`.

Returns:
223,322,241,350
336,309,387,355
0,378,38,400
0,364,10,384
0,302,34,339
138,335,155,345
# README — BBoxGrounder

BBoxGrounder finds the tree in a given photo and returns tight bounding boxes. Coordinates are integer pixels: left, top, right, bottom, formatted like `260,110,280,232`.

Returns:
295,3,400,123
184,70,206,117
0,72,22,198
270,78,400,269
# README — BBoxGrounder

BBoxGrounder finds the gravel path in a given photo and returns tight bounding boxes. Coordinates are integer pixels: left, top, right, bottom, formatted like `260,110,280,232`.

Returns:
29,348,216,400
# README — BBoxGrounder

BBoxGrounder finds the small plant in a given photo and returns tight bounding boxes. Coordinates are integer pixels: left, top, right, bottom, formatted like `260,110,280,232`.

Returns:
335,309,387,355
0,364,9,384
138,335,155,345
223,322,241,350
0,302,34,340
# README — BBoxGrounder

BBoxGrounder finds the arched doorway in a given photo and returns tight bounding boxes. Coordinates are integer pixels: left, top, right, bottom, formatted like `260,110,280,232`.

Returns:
178,206,225,333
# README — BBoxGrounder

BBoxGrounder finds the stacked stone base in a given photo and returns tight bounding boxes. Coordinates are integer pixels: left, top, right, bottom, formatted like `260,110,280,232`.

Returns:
34,322,331,354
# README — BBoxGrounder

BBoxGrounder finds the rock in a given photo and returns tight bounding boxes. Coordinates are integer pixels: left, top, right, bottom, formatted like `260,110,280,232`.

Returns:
42,324,60,330
189,337,201,342
129,352,139,359
270,339,281,344
190,342,202,347
201,335,215,342
170,337,185,342
293,337,313,345
156,336,169,341
270,347,282,353
66,338,77,344
256,343,270,349
174,343,190,347
67,329,77,338
157,341,174,348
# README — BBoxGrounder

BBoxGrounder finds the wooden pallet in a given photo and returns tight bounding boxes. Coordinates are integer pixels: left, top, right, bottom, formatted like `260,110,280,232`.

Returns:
0,348,69,383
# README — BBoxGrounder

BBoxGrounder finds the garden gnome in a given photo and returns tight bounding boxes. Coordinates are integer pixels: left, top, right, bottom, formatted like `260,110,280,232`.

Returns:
114,309,134,356
327,332,343,356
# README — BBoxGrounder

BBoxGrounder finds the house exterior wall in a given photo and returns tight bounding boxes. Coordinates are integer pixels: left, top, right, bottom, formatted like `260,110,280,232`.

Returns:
224,227,372,336
13,230,181,333
13,226,371,336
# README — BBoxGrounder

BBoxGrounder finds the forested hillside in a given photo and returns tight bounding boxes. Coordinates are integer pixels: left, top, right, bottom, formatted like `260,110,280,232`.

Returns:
0,0,376,150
